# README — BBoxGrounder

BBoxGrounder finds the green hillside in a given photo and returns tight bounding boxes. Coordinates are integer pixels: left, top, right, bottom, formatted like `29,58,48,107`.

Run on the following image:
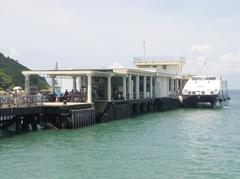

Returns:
0,52,49,91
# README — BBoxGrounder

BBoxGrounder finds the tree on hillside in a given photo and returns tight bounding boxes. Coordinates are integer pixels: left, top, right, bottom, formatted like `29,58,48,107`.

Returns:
0,70,13,90
0,52,49,90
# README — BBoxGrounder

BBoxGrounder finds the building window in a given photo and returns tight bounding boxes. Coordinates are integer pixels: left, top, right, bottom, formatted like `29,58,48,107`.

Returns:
169,78,171,91
162,65,167,70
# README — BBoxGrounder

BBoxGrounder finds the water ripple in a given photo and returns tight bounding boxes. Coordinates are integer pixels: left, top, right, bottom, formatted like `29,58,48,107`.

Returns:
0,91,240,178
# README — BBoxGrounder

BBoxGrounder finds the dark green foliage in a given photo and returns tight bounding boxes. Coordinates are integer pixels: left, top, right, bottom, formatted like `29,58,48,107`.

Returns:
0,70,14,90
0,52,49,90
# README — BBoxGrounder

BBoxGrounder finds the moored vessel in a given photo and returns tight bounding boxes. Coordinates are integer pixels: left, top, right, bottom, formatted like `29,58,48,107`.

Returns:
181,76,230,108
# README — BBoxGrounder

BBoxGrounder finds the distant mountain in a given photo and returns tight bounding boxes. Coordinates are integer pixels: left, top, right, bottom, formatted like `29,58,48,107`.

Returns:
0,52,49,91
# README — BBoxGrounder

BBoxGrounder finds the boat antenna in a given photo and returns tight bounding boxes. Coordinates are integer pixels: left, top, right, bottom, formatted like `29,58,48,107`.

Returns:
202,56,208,75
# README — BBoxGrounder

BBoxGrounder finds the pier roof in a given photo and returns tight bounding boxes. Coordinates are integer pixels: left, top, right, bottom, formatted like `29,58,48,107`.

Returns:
113,68,156,76
22,68,157,77
22,69,112,76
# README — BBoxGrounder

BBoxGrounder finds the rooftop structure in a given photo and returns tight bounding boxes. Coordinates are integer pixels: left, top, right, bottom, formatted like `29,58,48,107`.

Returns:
134,56,185,74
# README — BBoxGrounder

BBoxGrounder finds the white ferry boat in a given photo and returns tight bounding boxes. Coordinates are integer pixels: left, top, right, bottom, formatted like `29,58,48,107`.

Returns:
182,76,230,108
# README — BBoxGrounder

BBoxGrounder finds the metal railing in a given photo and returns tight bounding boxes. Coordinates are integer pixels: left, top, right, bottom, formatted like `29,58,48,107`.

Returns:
133,56,185,64
0,95,47,108
0,90,91,109
58,92,87,103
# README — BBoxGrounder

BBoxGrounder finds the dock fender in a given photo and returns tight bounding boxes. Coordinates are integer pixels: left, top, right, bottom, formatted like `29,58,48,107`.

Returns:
178,95,183,104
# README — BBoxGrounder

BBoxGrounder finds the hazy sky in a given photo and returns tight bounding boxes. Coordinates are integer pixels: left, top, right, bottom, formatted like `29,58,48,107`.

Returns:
0,0,240,88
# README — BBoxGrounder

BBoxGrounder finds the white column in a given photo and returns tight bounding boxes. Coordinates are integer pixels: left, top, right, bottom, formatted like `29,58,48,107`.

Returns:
24,74,30,96
155,77,161,98
72,77,77,92
51,76,55,94
87,74,92,103
128,75,132,100
136,75,139,99
150,76,153,98
123,76,127,100
78,76,82,91
107,75,112,102
143,76,147,99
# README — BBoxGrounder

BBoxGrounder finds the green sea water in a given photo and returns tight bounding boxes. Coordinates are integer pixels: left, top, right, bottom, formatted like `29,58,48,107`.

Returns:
0,90,240,179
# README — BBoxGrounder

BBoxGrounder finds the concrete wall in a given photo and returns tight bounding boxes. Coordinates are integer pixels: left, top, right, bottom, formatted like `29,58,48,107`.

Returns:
154,76,170,98
161,77,170,97
137,64,182,74
163,65,183,73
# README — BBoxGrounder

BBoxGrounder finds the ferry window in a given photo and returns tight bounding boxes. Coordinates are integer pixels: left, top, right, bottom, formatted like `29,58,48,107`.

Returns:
192,77,201,80
153,65,157,68
192,77,216,80
206,77,216,80
162,65,167,70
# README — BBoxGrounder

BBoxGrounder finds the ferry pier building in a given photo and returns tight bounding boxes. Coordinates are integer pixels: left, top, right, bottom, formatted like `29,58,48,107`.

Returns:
22,57,190,124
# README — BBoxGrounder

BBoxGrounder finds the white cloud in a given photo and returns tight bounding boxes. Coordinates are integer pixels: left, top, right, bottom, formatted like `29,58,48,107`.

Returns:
108,62,125,69
215,52,240,74
191,44,212,52
4,48,20,59
185,51,240,78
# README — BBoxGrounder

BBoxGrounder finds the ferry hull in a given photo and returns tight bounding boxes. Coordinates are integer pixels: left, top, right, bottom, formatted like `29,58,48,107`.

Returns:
183,95,219,108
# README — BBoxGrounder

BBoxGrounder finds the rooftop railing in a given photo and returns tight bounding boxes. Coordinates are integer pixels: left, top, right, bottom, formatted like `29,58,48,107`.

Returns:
133,56,185,64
